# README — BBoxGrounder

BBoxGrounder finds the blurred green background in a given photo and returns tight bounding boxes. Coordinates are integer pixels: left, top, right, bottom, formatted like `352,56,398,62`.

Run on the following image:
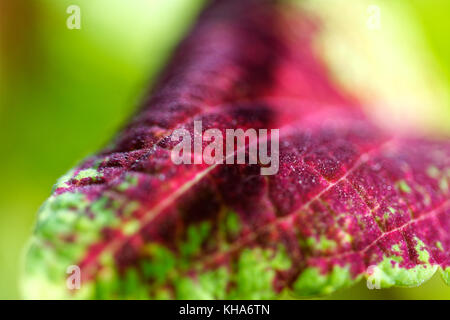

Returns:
0,0,449,299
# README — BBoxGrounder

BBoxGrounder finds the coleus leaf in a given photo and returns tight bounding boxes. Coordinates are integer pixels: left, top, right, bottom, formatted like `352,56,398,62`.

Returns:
23,0,450,299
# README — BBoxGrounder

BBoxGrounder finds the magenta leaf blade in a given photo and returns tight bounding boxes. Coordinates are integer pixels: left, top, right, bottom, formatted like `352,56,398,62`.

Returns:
23,0,450,299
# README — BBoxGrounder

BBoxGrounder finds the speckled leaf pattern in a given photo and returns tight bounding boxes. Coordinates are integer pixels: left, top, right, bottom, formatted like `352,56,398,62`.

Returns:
23,0,450,299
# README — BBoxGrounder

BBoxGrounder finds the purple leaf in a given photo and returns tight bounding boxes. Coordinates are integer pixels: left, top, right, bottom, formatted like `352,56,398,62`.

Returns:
23,0,449,299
